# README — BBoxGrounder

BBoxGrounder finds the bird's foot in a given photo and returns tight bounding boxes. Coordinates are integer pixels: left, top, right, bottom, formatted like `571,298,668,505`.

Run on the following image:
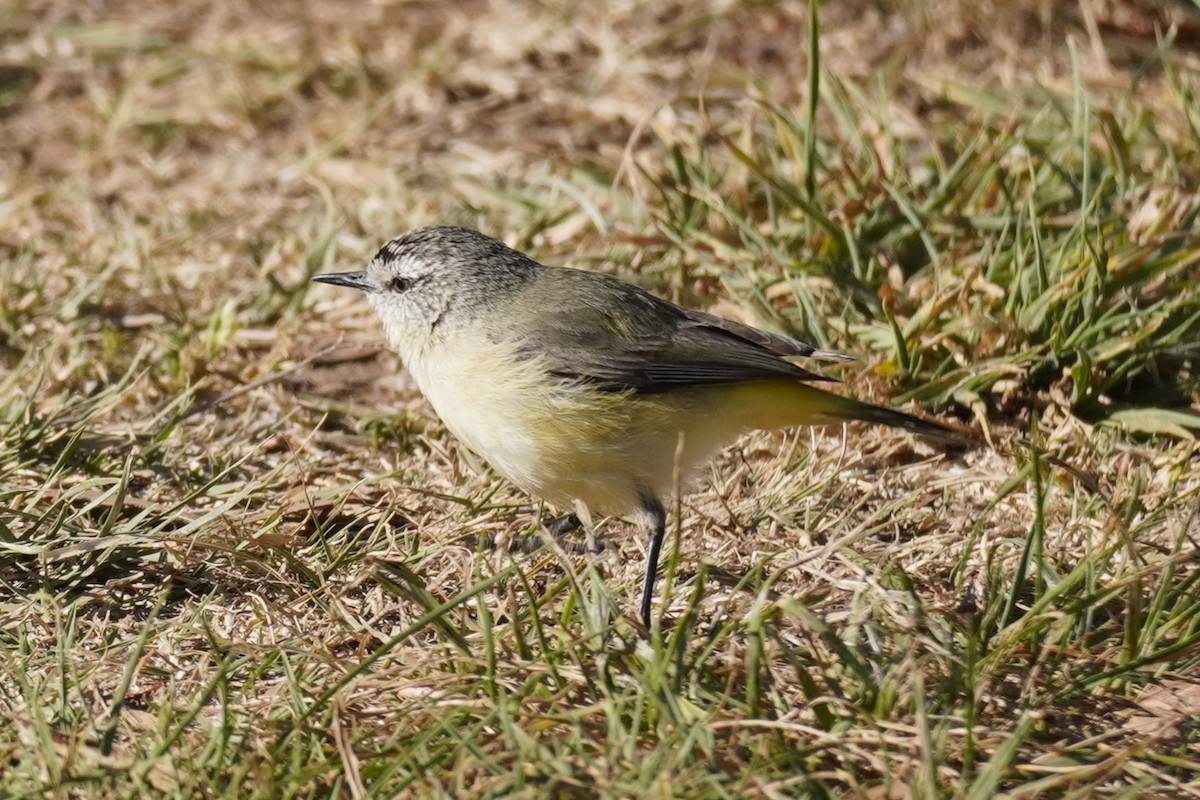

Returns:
481,513,604,554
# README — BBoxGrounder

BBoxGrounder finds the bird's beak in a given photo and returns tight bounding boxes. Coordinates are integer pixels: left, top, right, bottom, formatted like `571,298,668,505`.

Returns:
312,271,372,292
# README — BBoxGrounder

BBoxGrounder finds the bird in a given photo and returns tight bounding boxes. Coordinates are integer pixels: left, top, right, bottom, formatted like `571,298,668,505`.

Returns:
313,226,959,628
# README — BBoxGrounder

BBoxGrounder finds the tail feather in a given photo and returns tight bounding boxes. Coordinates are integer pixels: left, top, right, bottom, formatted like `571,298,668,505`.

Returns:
727,381,965,444
822,394,964,444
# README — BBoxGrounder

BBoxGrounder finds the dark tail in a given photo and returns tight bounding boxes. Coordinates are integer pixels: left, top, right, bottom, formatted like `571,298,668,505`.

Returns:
827,395,966,445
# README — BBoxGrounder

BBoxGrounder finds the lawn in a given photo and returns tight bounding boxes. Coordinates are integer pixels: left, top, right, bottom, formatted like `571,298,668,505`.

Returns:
2,0,1199,797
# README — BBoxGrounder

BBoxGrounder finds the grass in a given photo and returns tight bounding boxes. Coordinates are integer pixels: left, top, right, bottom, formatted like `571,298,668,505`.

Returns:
2,0,1200,797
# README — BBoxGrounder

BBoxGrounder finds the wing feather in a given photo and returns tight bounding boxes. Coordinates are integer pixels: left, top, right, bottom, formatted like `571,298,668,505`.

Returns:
509,268,842,393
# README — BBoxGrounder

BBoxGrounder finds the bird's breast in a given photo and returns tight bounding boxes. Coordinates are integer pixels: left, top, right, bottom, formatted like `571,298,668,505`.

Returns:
403,338,617,501
399,338,772,515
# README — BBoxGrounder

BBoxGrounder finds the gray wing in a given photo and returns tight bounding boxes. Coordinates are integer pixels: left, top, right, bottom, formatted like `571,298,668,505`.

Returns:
678,307,855,364
510,268,848,393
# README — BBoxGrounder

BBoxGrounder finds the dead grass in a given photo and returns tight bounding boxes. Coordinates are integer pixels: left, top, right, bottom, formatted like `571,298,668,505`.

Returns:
2,0,1199,797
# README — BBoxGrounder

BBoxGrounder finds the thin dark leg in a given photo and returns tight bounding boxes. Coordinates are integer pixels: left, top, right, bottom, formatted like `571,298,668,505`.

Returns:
638,494,667,629
544,513,581,538
545,512,603,554
493,512,598,554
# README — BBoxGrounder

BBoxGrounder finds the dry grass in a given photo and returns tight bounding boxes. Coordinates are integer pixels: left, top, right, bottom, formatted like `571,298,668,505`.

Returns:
2,0,1200,797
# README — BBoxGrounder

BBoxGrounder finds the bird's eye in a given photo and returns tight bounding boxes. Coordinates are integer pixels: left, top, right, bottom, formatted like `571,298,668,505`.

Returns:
389,276,413,293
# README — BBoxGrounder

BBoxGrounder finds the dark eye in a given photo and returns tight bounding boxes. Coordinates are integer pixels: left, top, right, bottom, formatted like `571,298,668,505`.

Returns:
389,276,413,293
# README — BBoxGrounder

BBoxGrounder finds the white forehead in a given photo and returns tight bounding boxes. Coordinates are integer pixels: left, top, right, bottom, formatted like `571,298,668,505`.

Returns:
369,245,427,276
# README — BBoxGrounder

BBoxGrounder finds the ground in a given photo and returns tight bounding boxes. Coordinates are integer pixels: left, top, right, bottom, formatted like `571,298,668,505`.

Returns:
1,0,1199,797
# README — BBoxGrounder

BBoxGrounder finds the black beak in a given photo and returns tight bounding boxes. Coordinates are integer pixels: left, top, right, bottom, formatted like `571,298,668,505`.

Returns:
312,271,372,292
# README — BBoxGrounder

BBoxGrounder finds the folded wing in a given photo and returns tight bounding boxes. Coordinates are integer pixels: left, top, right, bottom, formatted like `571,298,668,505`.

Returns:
513,269,844,393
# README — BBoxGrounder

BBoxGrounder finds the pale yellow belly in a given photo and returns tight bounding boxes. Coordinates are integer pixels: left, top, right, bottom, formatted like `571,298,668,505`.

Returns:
404,338,849,515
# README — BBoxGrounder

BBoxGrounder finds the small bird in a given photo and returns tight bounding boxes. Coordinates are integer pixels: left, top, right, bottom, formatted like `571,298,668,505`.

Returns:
314,226,958,628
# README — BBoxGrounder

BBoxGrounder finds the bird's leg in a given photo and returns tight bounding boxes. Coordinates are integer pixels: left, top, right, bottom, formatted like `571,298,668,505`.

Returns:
544,513,582,538
545,512,603,554
636,493,668,629
498,511,603,554
571,500,603,556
